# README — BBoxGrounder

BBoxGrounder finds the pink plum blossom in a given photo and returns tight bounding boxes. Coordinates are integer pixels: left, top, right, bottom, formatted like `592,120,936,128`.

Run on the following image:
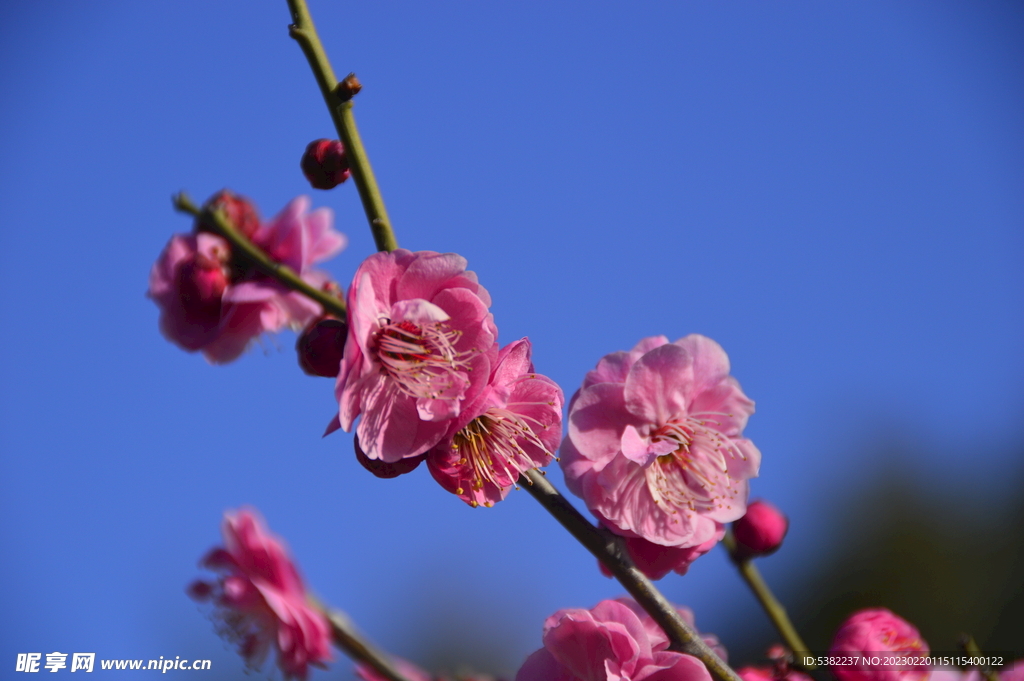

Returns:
598,523,725,580
560,335,760,551
515,598,721,681
335,249,498,462
149,194,346,363
829,609,929,681
427,338,563,507
188,509,332,681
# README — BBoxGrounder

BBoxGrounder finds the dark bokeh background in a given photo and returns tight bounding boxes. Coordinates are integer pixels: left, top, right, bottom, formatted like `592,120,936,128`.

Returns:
1,1,1021,678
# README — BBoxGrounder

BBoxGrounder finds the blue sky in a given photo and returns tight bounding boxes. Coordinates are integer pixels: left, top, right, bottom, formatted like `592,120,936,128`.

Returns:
1,1,1022,678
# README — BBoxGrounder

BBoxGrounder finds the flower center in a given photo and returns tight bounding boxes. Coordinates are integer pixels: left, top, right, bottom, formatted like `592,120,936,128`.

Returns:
374,319,467,400
645,415,745,518
451,407,551,508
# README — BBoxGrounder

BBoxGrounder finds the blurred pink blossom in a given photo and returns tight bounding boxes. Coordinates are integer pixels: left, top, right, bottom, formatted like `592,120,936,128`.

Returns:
427,338,563,507
188,509,332,680
598,523,725,580
335,249,498,462
515,598,720,681
560,335,760,551
149,194,346,363
829,609,928,681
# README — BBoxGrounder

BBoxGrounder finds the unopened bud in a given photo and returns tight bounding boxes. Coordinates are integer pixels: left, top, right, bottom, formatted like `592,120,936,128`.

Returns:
177,256,228,326
296,317,348,378
733,499,788,558
301,139,350,190
197,189,261,240
336,73,362,101
354,435,425,479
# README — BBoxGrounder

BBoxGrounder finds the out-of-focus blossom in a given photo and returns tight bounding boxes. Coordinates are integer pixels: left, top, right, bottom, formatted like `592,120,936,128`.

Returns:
427,339,563,507
149,193,346,364
560,335,760,553
930,662,1024,681
515,598,720,681
196,189,261,240
829,609,928,681
188,509,332,680
599,523,725,580
335,249,497,462
301,139,351,190
732,500,788,558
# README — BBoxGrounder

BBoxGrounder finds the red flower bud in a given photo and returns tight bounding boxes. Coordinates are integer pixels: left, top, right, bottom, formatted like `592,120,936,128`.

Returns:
301,139,350,190
196,189,261,240
354,435,425,479
296,317,348,378
733,499,788,557
176,255,228,327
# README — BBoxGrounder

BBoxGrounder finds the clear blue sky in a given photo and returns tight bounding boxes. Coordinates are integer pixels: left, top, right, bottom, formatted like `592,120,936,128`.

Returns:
1,1,1021,678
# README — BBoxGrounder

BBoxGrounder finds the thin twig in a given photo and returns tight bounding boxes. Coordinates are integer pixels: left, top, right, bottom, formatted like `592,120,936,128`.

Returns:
722,531,815,671
959,634,1000,681
308,596,413,681
286,0,398,252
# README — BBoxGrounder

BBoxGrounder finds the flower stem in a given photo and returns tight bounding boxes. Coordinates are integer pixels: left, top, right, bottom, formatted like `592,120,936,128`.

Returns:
172,192,347,319
722,531,815,670
308,596,413,681
520,470,743,681
286,0,398,253
958,634,1000,681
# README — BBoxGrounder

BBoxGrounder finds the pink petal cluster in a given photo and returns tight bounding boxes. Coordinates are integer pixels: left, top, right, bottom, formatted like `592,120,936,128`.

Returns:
149,192,346,364
516,598,722,681
599,524,725,580
331,250,562,504
829,609,929,681
427,338,563,508
188,509,332,680
560,335,760,558
335,249,498,461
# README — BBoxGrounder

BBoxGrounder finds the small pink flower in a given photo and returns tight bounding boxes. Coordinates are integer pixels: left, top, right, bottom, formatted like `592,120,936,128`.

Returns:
335,249,498,462
149,194,346,364
560,335,760,550
733,500,788,558
188,509,332,680
829,609,929,681
599,523,725,580
516,598,720,681
427,338,563,507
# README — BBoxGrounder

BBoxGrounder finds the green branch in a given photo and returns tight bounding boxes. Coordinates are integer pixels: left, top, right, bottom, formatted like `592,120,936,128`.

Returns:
286,0,398,252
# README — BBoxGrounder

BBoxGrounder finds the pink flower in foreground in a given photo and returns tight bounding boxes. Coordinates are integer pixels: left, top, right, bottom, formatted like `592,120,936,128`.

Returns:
560,335,760,550
335,249,498,462
599,523,725,580
188,509,332,680
516,598,721,681
149,194,346,363
427,338,563,507
829,609,928,681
